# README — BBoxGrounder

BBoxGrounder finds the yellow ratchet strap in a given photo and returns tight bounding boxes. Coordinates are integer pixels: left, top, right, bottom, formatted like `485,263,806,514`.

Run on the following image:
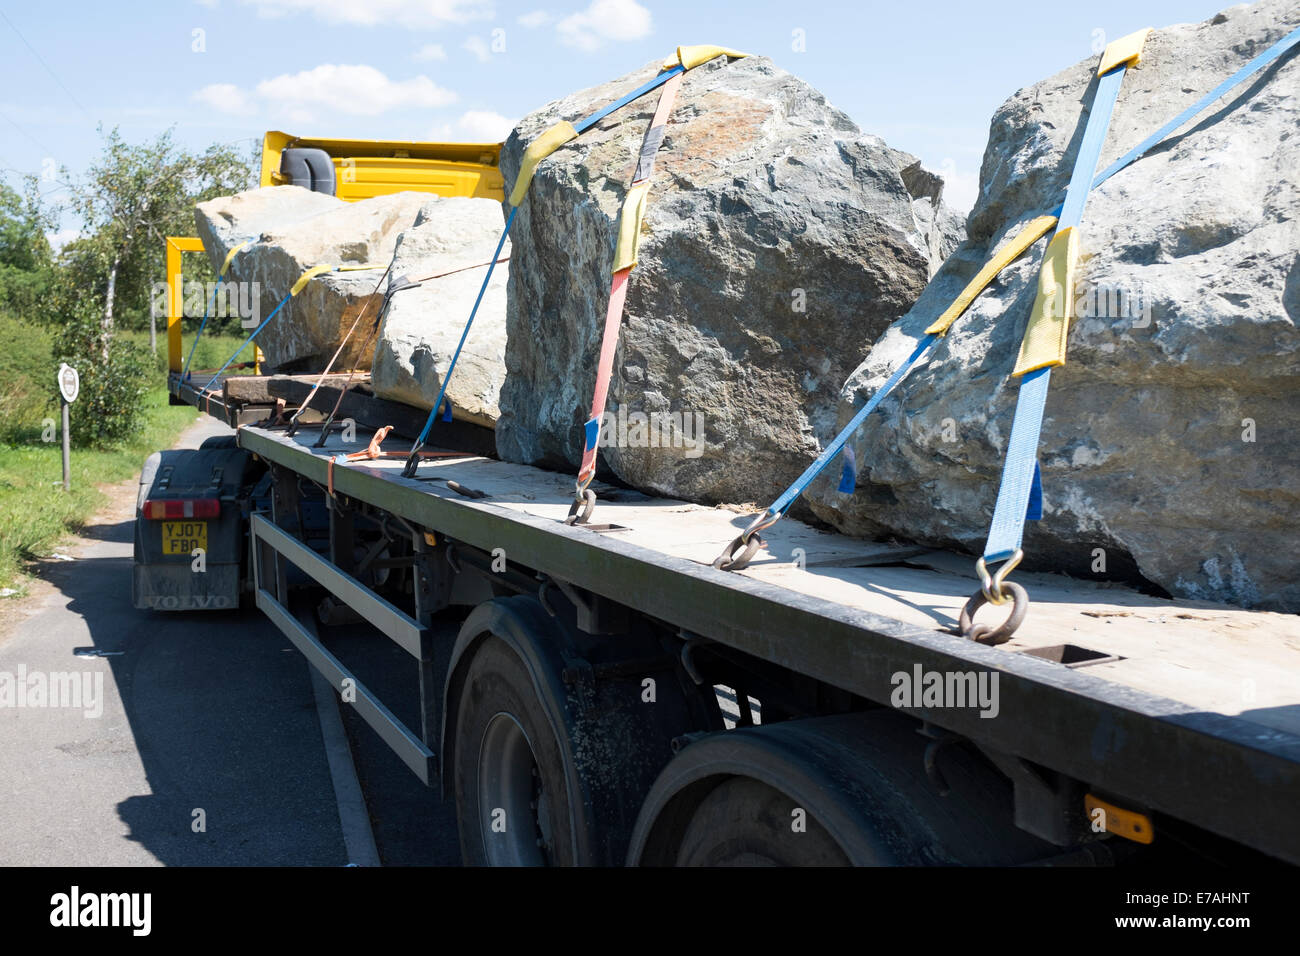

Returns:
291,264,334,296
220,241,250,278
509,121,579,207
924,215,1058,335
1098,28,1152,75
662,45,749,70
612,181,651,274
1012,226,1079,375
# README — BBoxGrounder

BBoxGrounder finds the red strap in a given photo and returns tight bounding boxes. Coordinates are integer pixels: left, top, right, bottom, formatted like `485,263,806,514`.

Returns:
576,71,683,487
579,268,631,483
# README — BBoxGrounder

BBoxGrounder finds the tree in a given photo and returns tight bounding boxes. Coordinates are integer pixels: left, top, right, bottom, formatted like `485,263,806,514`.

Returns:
65,126,253,356
0,176,56,318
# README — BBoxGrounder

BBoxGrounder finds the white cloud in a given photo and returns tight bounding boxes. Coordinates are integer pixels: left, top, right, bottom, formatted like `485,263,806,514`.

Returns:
934,158,979,215
518,10,552,27
462,35,492,63
192,82,255,115
46,227,81,252
943,171,979,216
193,65,457,123
239,0,492,28
556,0,651,51
414,43,448,61
458,110,516,140
430,110,518,142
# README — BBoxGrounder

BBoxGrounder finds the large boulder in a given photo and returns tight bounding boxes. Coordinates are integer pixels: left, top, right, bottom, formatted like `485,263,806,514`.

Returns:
495,54,962,504
194,187,430,371
193,184,342,254
369,196,510,428
811,0,1300,610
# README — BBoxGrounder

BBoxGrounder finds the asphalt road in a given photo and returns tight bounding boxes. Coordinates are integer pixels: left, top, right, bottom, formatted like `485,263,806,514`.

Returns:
0,415,460,866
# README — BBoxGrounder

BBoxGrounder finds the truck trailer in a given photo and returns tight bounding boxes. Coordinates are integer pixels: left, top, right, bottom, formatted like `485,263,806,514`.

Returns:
133,108,1300,868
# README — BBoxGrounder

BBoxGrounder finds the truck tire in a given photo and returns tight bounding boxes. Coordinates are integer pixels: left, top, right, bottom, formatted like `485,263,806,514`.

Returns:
674,776,850,866
200,435,240,450
444,595,708,866
453,635,577,866
629,711,1056,866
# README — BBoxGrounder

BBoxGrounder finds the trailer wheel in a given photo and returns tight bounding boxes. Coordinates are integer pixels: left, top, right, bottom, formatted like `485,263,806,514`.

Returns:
445,595,710,866
674,776,850,866
453,636,576,866
629,711,1055,866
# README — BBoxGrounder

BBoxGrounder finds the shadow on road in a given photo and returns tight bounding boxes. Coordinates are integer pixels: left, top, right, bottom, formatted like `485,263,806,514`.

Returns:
27,519,346,865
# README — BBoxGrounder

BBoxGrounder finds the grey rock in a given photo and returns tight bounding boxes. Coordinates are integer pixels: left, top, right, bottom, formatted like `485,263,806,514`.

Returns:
812,0,1300,611
369,196,510,428
194,188,431,371
495,54,962,503
193,184,342,255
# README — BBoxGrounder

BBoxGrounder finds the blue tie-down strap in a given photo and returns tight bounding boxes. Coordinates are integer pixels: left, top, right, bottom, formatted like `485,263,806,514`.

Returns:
1026,460,1042,521
201,289,293,395
411,205,518,455
837,444,858,494
766,332,940,519
1091,25,1300,194
583,416,601,454
182,276,222,382
574,64,685,134
981,62,1128,566
441,400,453,423
984,366,1051,562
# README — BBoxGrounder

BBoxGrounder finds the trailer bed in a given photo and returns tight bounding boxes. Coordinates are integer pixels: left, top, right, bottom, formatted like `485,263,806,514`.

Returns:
226,412,1300,861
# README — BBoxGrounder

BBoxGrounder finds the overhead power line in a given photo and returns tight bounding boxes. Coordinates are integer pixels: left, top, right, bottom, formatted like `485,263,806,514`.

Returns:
0,9,95,125
0,107,54,155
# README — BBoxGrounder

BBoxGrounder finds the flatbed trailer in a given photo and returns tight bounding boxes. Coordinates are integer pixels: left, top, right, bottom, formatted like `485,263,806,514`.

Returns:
137,368,1300,866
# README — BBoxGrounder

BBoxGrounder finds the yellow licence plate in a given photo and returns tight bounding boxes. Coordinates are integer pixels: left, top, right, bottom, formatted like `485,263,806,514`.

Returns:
162,521,208,556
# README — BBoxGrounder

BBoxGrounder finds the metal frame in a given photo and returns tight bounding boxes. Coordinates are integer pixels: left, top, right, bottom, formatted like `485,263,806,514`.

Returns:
250,513,436,784
236,425,1300,863
164,236,205,375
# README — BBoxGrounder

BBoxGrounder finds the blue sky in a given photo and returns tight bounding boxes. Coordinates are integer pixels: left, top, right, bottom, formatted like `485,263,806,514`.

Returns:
0,0,1237,240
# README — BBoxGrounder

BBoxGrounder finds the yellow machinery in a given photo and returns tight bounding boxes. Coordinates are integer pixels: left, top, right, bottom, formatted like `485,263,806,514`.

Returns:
258,131,503,201
168,131,503,375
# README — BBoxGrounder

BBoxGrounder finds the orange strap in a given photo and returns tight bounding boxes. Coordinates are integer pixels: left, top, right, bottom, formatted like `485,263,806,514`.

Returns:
325,425,479,496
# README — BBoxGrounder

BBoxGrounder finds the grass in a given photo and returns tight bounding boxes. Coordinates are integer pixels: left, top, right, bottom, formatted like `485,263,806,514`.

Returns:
120,329,260,377
0,318,266,596
0,384,201,594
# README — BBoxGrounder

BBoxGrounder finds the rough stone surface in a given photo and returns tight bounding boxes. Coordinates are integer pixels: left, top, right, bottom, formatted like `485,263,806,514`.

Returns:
194,187,430,371
812,0,1300,611
370,197,510,428
193,184,342,254
496,54,962,504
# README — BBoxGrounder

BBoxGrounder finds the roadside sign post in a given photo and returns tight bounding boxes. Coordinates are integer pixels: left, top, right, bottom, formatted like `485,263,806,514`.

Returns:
57,364,79,492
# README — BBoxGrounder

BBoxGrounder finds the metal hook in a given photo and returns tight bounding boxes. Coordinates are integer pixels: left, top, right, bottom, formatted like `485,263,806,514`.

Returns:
958,581,1029,645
